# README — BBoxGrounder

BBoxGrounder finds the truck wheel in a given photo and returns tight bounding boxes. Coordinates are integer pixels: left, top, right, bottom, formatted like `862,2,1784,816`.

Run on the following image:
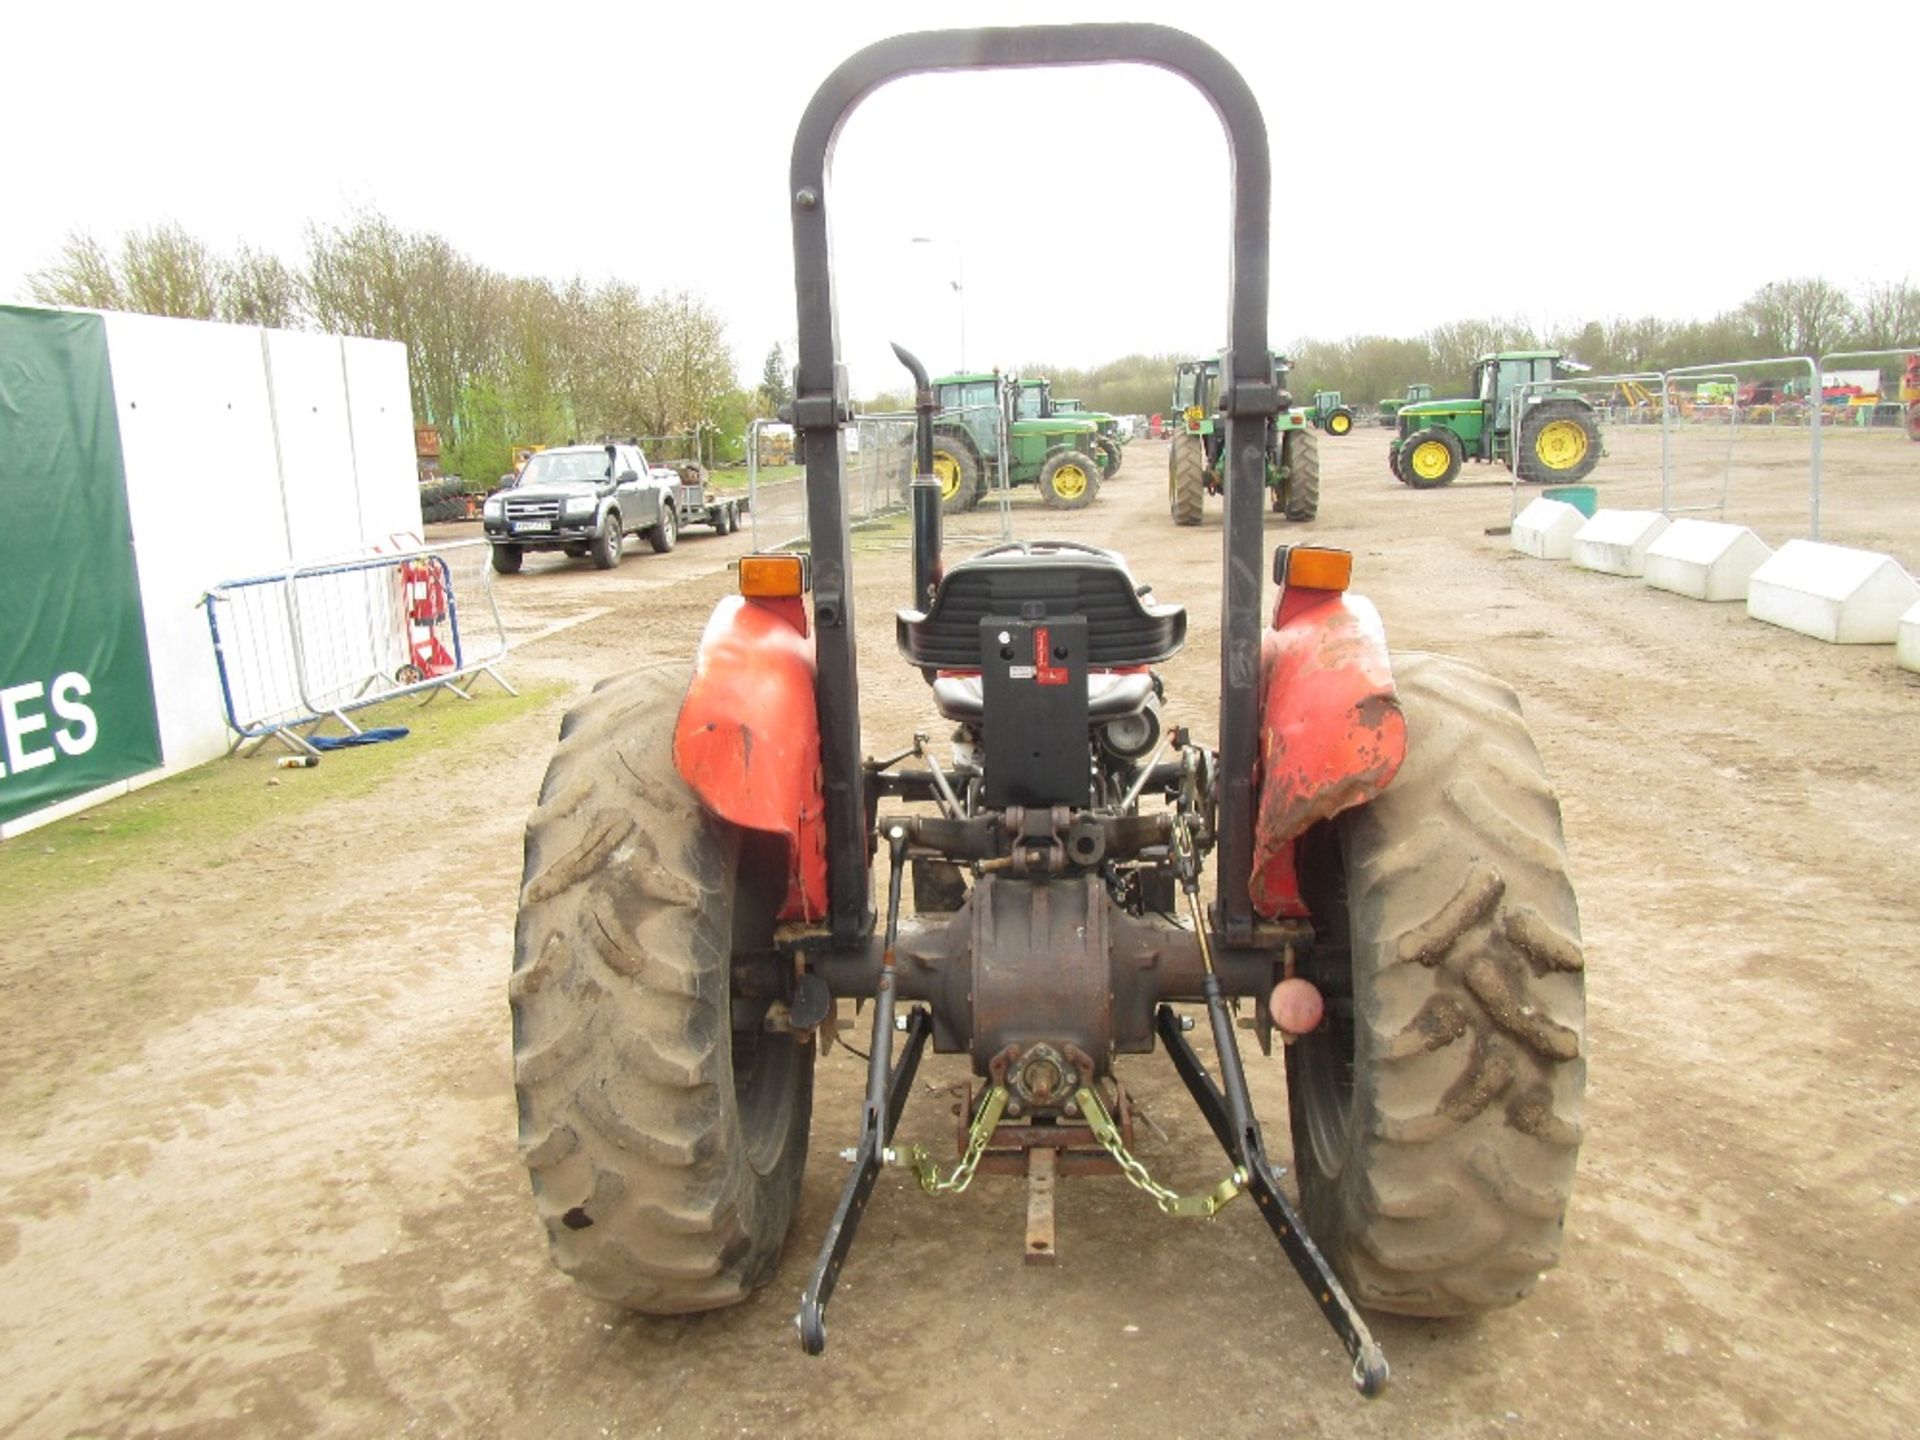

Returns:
648,504,678,554
512,665,813,1312
1169,430,1206,525
1402,429,1463,488
716,503,736,535
591,512,624,569
491,544,524,575
1038,449,1099,509
1094,434,1123,481
1281,425,1320,522
1326,407,1354,436
931,434,982,514
1288,651,1585,1317
1517,403,1602,483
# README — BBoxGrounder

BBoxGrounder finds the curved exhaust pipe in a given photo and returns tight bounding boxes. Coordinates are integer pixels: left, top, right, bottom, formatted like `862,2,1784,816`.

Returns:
892,341,943,614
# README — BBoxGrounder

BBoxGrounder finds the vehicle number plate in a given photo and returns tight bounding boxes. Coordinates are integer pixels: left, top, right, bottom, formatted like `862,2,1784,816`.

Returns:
513,520,552,533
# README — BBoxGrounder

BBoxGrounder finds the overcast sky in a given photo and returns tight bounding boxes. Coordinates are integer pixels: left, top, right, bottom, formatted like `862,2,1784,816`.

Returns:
3,2,1909,395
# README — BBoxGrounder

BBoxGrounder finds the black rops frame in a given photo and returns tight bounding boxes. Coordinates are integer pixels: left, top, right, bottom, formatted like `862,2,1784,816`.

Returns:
789,25,1278,948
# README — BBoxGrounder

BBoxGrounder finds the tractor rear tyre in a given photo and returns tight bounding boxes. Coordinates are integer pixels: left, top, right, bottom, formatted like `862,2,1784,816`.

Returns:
1169,430,1206,526
1288,652,1585,1317
1326,407,1355,437
491,544,524,575
1905,400,1919,442
1516,403,1602,483
1388,445,1406,485
1094,434,1124,482
1279,426,1320,522
1038,448,1100,509
931,431,983,514
1402,429,1463,488
511,664,815,1313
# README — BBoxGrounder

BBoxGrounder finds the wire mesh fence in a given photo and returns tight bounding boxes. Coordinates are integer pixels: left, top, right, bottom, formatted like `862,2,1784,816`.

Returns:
746,404,1016,554
204,539,513,755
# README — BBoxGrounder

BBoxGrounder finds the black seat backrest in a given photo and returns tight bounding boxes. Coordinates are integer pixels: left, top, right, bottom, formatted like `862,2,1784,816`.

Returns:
896,541,1186,673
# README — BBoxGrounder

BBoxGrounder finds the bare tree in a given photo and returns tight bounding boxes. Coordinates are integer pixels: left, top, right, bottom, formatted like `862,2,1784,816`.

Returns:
115,224,222,319
1854,278,1920,351
219,246,306,328
1741,278,1856,357
1425,316,1537,391
27,231,125,310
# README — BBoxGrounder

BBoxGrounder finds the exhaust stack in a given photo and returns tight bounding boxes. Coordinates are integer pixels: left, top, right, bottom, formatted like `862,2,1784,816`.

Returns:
892,341,943,614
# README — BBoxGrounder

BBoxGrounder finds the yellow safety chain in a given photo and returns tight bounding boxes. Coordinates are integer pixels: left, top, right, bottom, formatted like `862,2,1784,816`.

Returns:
896,1085,1009,1195
1076,1086,1246,1219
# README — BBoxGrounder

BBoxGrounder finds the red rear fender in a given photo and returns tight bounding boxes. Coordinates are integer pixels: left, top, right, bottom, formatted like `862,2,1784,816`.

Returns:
673,596,828,921
1250,590,1406,918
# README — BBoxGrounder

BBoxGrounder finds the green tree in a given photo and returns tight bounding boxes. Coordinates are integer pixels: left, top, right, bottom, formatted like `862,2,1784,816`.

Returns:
759,342,792,415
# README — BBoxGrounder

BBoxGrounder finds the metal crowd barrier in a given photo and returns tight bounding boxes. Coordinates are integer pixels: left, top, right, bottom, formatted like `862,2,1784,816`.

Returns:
203,539,514,755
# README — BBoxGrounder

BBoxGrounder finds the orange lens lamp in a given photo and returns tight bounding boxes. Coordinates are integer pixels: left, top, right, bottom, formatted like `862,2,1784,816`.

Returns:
739,553,811,598
1273,544,1353,592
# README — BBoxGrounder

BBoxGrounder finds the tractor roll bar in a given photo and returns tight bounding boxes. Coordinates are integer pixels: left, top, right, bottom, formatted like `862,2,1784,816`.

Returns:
790,25,1278,945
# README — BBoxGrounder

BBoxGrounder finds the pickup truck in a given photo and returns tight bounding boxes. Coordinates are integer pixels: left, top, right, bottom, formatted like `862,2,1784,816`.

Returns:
481,442,676,574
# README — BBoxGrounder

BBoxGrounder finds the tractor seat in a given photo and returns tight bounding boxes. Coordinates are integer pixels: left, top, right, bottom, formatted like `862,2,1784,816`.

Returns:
896,540,1186,674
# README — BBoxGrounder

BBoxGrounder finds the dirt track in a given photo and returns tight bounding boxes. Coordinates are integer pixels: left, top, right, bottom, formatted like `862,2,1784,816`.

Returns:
4,430,1919,1437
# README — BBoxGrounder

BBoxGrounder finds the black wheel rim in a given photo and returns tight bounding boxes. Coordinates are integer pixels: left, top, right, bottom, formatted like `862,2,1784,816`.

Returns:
1295,823,1357,1178
732,1026,800,1175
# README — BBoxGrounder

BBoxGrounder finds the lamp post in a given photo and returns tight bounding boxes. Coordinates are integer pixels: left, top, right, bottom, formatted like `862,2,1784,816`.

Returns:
909,235,966,369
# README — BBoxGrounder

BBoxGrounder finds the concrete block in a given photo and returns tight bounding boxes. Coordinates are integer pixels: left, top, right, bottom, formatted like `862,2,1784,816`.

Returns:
1571,509,1671,578
1511,498,1586,560
1897,599,1920,672
1643,520,1775,602
1746,540,1920,644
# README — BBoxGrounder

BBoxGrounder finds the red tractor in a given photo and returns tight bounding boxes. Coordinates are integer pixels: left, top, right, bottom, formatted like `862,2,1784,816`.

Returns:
508,25,1586,1400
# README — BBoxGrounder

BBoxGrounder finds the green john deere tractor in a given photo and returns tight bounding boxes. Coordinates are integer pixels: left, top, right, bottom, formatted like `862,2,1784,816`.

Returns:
1014,378,1125,483
1388,351,1602,489
931,371,1104,511
1376,382,1431,427
1168,353,1318,525
1304,390,1356,436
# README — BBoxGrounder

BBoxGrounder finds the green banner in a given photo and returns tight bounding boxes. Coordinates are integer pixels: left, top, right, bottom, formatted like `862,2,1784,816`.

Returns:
0,306,162,826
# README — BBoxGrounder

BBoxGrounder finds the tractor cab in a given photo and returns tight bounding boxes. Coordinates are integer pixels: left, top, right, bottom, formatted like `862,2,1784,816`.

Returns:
1012,377,1050,420
1471,352,1588,437
934,372,1004,462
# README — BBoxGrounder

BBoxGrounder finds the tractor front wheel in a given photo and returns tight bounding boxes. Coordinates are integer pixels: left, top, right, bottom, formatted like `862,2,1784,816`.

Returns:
1402,429,1463,488
1038,448,1099,509
1280,426,1320,522
511,664,815,1313
1517,403,1602,483
1094,434,1124,482
1169,430,1206,526
1288,652,1585,1316
1326,407,1355,437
